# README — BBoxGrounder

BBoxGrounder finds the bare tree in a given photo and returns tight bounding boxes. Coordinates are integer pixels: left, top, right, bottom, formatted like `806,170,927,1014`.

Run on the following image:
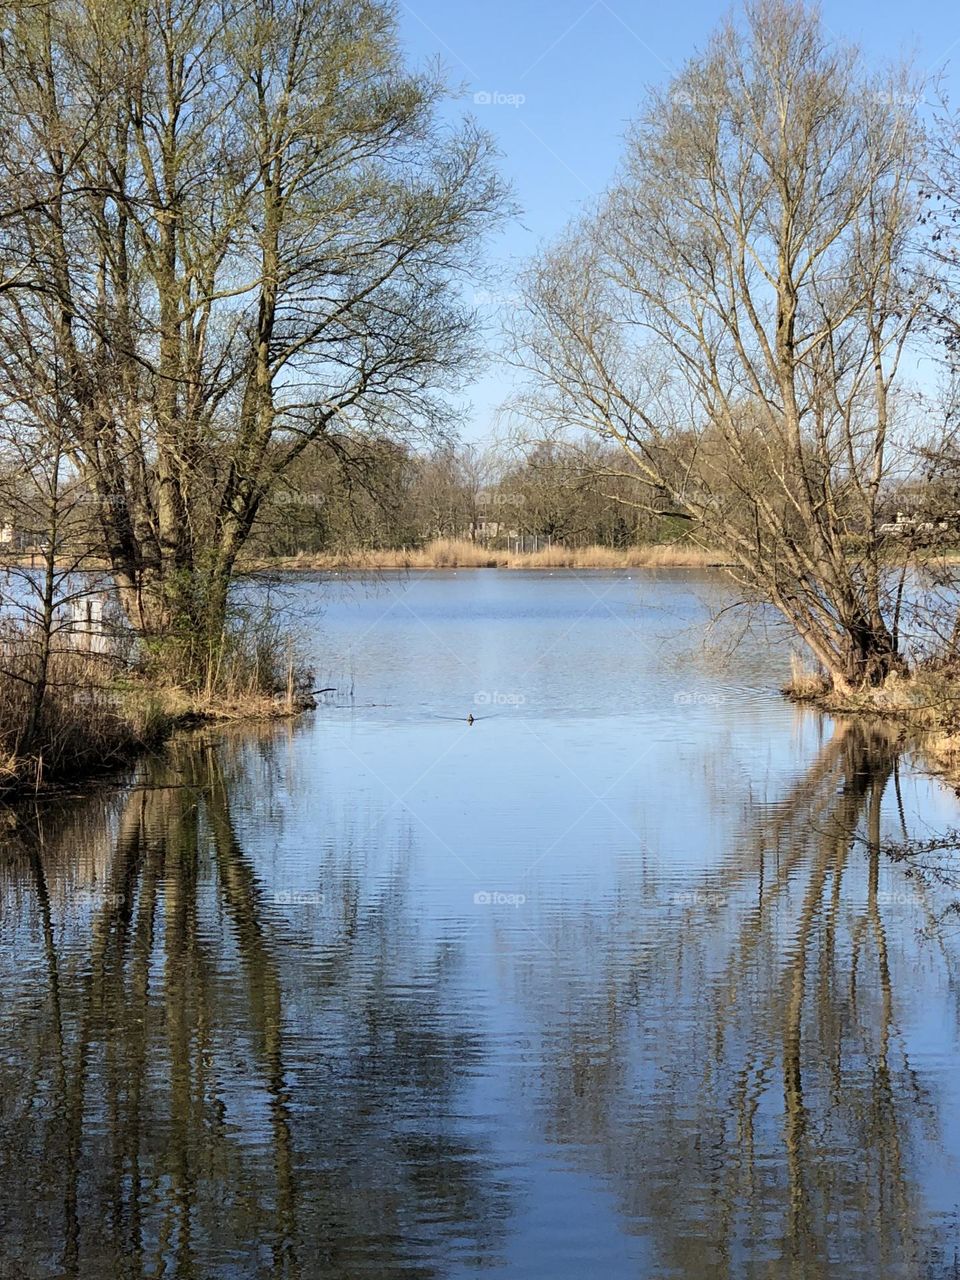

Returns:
0,398,117,768
512,0,927,694
921,97,960,367
0,0,506,685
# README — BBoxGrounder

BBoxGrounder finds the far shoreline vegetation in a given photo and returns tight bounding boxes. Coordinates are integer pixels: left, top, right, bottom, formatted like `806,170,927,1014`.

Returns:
240,538,732,571
242,537,960,573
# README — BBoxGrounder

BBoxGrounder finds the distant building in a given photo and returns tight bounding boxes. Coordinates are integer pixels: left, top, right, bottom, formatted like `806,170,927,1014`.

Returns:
59,592,117,655
475,491,521,544
878,510,960,538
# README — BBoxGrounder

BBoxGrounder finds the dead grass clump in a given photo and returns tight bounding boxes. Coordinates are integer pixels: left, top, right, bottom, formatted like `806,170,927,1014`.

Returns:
783,652,833,701
0,640,170,795
0,611,315,798
408,538,502,568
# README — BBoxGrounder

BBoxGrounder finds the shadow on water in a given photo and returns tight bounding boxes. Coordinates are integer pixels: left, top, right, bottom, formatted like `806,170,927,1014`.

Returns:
1,722,960,1277
0,738,511,1280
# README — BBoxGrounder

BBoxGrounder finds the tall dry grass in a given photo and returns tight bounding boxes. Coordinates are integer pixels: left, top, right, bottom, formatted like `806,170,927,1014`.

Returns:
0,638,175,795
133,591,316,721
784,652,832,701
193,606,311,712
0,608,314,797
250,538,727,572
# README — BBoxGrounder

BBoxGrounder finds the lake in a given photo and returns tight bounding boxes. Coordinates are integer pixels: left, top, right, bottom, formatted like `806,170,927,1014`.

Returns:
2,569,960,1278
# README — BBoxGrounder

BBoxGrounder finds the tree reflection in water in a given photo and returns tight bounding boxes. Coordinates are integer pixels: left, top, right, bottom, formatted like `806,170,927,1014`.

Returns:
2,722,960,1278
512,722,960,1278
0,738,509,1280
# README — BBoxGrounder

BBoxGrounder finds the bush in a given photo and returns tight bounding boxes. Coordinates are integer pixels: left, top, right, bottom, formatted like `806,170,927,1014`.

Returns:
0,630,162,794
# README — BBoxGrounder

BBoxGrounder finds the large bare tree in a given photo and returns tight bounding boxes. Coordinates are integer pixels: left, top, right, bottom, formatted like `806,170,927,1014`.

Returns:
0,0,505,683
513,0,927,694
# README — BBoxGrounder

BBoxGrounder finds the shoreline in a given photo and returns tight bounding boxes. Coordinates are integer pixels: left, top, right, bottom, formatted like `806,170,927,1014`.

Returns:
241,540,731,573
785,676,960,793
0,690,315,804
11,542,960,575
241,541,960,574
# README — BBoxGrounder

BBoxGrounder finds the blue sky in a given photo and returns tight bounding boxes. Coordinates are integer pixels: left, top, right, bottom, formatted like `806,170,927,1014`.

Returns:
395,0,960,442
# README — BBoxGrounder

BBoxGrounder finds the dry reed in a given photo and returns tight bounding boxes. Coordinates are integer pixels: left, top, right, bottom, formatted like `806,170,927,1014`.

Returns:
248,538,728,572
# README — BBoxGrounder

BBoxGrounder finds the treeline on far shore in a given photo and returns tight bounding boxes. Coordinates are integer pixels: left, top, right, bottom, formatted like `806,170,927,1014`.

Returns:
241,439,694,559
232,437,956,565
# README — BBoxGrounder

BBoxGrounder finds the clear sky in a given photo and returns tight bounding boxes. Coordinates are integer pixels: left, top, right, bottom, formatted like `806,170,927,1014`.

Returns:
395,0,960,442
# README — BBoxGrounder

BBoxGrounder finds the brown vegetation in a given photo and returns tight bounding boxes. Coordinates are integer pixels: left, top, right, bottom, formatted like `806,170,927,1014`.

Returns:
247,538,727,572
0,623,314,800
0,647,169,796
784,657,960,789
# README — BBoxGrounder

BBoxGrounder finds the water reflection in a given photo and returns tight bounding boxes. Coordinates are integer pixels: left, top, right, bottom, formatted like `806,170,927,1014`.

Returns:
1,721,960,1277
0,739,509,1279
518,721,960,1277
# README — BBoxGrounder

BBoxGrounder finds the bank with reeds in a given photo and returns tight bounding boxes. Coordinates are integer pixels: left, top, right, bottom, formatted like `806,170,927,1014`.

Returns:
784,656,960,790
244,538,729,572
0,615,315,801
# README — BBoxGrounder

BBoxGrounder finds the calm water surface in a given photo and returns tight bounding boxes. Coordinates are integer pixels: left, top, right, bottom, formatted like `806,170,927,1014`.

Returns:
3,569,960,1279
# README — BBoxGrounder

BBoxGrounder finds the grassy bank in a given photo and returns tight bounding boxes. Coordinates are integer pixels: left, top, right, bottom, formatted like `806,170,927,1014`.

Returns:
784,657,960,790
0,676,313,800
0,637,315,801
245,538,730,572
